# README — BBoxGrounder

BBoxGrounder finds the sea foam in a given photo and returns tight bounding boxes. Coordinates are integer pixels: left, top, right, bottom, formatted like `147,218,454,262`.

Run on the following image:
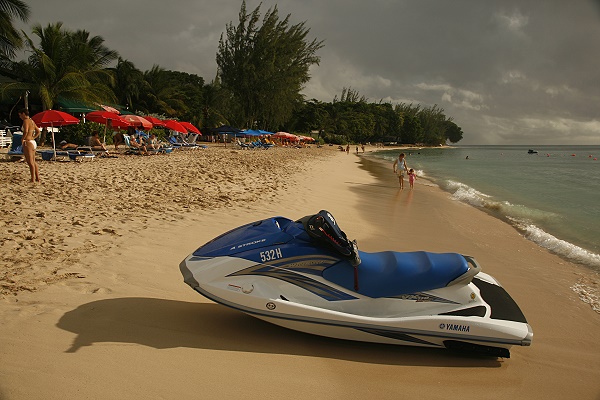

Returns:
443,180,600,270
508,218,600,269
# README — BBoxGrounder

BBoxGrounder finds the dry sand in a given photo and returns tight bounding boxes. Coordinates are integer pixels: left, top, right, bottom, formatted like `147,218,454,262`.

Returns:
0,144,599,400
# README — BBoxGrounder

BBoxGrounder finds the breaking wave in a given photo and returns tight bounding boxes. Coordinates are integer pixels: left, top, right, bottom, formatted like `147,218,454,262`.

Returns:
440,180,600,270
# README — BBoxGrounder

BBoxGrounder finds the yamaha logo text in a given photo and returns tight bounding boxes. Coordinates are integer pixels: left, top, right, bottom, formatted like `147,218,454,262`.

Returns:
439,323,470,332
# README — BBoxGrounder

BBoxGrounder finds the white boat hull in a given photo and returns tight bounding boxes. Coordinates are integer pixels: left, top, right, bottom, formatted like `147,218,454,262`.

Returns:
183,255,533,356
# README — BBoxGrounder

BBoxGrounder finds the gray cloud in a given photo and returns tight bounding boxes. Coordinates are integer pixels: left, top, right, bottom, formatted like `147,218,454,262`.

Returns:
15,0,600,144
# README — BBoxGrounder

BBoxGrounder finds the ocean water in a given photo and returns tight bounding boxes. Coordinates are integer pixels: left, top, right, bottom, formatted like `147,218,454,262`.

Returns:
369,145,600,271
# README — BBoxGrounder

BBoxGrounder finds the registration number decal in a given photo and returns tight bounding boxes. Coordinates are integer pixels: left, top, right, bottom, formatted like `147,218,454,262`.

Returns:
260,248,283,262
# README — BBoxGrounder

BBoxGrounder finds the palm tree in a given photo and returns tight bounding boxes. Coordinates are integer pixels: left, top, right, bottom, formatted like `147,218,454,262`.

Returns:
139,65,186,117
0,0,29,61
111,57,146,111
1,22,118,111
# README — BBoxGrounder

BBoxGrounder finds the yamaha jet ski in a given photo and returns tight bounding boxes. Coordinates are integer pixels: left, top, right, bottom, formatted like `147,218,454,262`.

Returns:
180,210,533,357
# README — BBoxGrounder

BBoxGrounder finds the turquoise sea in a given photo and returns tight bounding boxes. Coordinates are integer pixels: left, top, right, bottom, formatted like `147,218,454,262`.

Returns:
369,145,600,271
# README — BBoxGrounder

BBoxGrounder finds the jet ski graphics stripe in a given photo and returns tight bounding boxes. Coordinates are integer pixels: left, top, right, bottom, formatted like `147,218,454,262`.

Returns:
190,283,529,347
261,254,340,275
228,262,358,301
356,328,440,346
390,292,460,304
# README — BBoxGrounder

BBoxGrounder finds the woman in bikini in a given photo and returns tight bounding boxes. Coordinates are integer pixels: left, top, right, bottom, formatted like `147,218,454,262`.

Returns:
18,108,41,183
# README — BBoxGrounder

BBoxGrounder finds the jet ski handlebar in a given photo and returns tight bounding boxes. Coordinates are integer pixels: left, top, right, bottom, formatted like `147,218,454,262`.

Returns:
298,210,361,266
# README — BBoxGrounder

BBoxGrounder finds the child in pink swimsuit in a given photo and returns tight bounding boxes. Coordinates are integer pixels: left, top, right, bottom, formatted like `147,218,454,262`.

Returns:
408,168,417,189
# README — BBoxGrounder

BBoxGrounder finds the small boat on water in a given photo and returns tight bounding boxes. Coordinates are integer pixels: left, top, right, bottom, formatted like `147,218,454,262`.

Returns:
528,149,538,154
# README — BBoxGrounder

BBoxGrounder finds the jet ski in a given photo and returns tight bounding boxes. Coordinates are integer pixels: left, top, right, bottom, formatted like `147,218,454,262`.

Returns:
180,210,533,358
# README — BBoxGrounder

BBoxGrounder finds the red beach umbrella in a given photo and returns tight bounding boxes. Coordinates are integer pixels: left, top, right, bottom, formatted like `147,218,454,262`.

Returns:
31,110,81,159
85,111,130,128
86,111,131,144
273,131,299,141
99,104,120,114
162,120,188,134
32,109,80,127
144,116,166,127
179,121,201,135
120,115,153,129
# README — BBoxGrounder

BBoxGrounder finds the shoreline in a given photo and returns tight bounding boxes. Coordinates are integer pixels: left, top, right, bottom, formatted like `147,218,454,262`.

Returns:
357,152,600,312
364,145,600,267
1,145,599,399
364,148,600,265
362,147,600,309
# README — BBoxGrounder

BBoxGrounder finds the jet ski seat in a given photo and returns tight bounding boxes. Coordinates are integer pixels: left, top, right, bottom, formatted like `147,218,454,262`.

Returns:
323,251,469,298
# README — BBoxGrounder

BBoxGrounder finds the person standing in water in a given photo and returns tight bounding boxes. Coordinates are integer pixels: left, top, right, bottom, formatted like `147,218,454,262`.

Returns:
18,108,41,183
392,152,409,189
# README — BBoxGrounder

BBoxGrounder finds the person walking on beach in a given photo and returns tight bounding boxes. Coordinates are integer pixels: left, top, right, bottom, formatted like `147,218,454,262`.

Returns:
408,168,417,189
18,108,41,183
392,152,409,189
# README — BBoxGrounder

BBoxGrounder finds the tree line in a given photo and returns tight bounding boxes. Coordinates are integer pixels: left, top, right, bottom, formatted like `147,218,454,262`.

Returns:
0,0,463,145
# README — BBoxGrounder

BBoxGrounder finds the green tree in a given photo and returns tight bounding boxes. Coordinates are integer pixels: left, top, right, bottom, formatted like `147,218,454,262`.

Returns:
418,104,448,145
165,70,204,125
1,22,118,111
287,98,327,135
111,57,145,111
323,100,348,137
138,65,186,117
371,102,402,143
200,77,231,128
444,120,463,143
217,0,323,129
0,0,30,66
321,88,375,143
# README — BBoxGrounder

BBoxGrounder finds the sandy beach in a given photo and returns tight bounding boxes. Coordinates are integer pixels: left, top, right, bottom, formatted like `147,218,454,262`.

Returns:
0,144,599,400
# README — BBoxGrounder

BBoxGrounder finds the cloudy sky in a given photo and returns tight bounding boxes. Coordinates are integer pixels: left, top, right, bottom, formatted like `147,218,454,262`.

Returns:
16,0,600,144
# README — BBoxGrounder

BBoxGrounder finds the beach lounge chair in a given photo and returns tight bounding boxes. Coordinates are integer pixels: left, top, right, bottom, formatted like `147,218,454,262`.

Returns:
123,134,145,155
248,140,272,150
68,151,95,162
145,143,169,155
38,149,72,161
4,133,24,160
80,136,112,157
123,135,170,155
168,135,198,149
180,133,199,147
0,128,12,148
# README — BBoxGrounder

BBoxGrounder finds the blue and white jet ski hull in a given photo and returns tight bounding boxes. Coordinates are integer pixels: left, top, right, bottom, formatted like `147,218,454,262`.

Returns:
180,215,532,357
